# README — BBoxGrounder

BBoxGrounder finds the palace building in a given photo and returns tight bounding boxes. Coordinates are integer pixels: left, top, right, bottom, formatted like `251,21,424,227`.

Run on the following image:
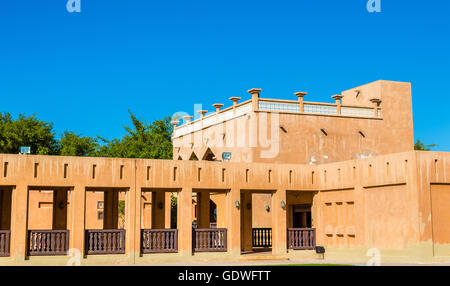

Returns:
0,80,449,265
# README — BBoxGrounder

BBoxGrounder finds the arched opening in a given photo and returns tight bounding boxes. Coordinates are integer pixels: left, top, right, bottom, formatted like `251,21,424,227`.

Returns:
177,155,183,160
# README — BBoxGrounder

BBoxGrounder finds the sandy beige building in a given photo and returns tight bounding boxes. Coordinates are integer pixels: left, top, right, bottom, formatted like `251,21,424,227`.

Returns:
0,80,449,265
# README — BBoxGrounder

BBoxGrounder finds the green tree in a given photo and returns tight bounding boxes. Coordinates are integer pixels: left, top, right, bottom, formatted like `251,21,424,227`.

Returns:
59,131,99,156
414,139,437,151
98,111,173,159
0,112,59,155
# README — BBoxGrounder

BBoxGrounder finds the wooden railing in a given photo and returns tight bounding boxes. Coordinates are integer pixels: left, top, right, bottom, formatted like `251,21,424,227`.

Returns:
0,230,10,257
27,230,69,256
141,229,178,254
193,228,227,252
287,228,316,250
252,228,272,248
85,229,125,255
258,99,381,118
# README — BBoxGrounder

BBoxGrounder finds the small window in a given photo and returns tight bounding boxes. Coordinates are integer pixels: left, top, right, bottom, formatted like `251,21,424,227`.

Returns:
97,201,104,209
98,211,104,220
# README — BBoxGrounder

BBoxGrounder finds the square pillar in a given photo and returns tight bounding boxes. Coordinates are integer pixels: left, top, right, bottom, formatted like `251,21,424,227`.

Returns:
241,191,252,252
272,189,287,255
229,97,241,115
370,98,382,117
178,188,193,256
213,104,224,122
248,88,262,111
9,183,28,261
226,188,241,256
332,95,343,115
125,187,136,260
164,192,172,228
197,191,210,228
295,92,307,113
69,185,85,260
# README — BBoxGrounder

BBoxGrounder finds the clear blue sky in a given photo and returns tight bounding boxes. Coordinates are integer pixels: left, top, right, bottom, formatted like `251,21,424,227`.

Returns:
0,1,449,150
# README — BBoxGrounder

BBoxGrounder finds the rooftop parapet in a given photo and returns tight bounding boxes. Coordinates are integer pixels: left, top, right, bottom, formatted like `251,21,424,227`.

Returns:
173,89,382,138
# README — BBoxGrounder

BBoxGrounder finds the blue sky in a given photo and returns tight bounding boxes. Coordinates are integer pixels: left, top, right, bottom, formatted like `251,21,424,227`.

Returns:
0,0,449,150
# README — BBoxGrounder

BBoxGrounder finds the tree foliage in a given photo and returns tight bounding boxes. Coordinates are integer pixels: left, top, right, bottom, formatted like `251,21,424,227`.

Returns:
97,111,173,159
0,112,59,155
0,111,173,159
59,131,99,157
414,139,437,151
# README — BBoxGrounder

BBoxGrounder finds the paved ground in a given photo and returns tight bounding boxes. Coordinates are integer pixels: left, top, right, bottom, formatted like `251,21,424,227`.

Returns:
129,250,450,266
138,259,450,266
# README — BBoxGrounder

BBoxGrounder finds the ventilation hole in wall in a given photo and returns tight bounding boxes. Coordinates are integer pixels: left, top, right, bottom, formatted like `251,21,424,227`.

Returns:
34,163,39,178
64,164,68,179
311,171,315,185
246,169,249,183
325,202,332,206
289,170,292,184
358,130,365,138
320,128,328,136
120,165,124,179
346,201,354,205
336,202,343,205
92,164,96,179
147,166,151,180
173,167,177,181
198,168,201,182
3,162,8,177
222,168,225,182
268,169,272,183
434,159,438,179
